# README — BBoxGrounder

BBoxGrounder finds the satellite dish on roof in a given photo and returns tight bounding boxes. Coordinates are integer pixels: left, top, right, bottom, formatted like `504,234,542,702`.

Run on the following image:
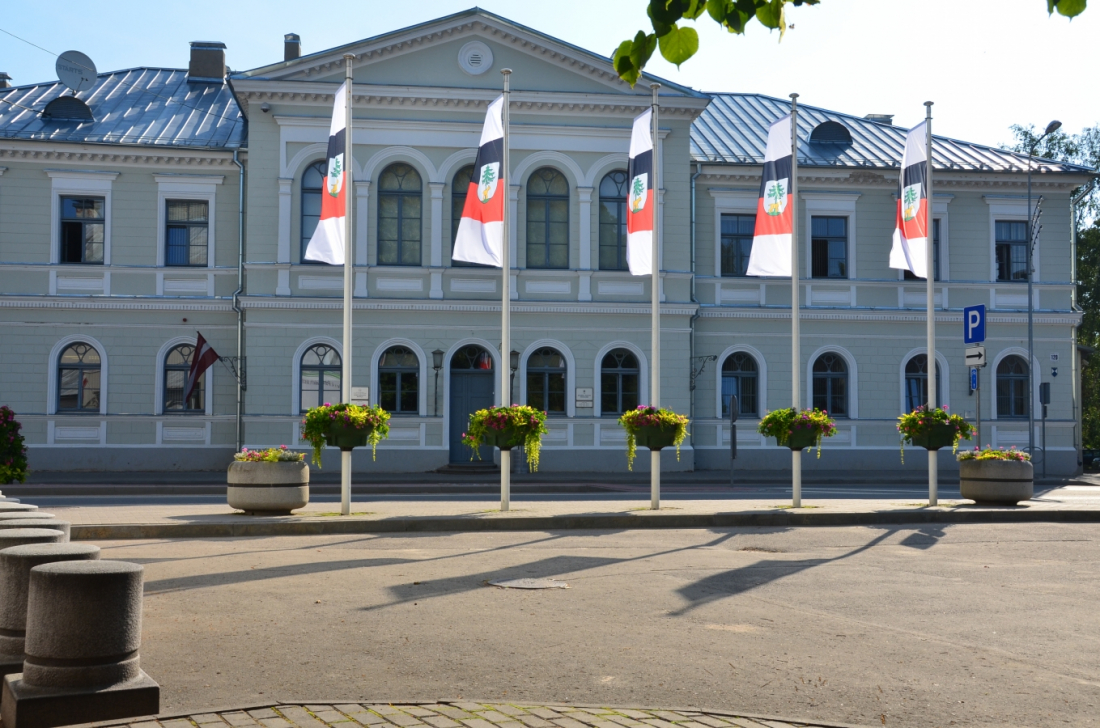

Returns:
56,51,97,94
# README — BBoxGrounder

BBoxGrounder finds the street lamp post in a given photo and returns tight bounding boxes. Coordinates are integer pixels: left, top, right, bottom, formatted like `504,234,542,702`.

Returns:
1028,119,1062,462
432,349,444,417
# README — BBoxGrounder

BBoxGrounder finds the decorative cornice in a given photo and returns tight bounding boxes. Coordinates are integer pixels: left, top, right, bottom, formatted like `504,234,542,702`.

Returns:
0,298,234,312
241,297,699,316
0,141,239,167
699,167,1085,191
698,308,1082,325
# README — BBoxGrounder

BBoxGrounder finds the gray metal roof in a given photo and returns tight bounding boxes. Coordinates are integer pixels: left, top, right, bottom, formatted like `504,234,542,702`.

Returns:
692,93,1093,174
0,68,244,149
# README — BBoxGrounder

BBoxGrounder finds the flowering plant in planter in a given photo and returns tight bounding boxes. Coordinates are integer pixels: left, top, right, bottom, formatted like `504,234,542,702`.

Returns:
233,445,305,463
617,405,689,471
757,407,836,458
0,406,28,485
461,405,549,471
897,405,974,463
300,403,390,466
957,446,1031,462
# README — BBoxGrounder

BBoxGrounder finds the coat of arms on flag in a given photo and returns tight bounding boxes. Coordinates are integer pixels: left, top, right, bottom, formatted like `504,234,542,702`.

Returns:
764,178,788,216
629,172,648,214
745,113,795,277
890,120,931,278
327,154,344,197
901,182,922,222
477,162,500,203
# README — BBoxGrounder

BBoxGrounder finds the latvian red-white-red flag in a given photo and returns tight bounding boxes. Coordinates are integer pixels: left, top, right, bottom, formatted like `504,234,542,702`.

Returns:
626,109,654,276
183,332,219,404
889,121,930,278
746,114,794,277
453,96,505,266
303,81,349,266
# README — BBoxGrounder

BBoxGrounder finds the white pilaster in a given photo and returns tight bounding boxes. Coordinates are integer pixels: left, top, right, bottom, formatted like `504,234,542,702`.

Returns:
577,186,593,271
429,182,444,267
277,179,293,264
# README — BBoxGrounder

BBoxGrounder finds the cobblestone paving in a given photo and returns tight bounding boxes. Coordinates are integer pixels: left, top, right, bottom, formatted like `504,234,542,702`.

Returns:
100,702,859,728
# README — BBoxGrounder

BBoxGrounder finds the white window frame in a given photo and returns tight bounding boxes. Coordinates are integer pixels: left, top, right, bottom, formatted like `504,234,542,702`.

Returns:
47,335,108,416
990,347,1041,420
519,339,577,418
155,336,214,416
806,345,858,419
709,189,758,278
155,175,223,269
984,196,1035,283
802,192,860,280
715,344,767,419
47,170,118,265
895,195,952,281
291,337,344,415
898,348,951,414
593,341,649,419
371,338,429,417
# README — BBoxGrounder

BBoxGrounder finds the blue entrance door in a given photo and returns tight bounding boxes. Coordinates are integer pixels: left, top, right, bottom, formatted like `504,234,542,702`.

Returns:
449,345,495,463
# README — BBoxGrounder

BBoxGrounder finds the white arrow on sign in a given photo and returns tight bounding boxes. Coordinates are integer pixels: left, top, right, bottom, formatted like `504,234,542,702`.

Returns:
965,345,987,367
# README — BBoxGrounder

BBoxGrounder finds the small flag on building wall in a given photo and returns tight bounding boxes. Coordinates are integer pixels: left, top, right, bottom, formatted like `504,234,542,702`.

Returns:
889,121,930,279
453,96,506,267
626,109,654,276
746,114,794,277
303,81,349,266
183,332,220,405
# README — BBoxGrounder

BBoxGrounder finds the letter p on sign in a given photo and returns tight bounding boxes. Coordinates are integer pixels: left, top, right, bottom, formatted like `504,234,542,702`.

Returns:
964,304,986,344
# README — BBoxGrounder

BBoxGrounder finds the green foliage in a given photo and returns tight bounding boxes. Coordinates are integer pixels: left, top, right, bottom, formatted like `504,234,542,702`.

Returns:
615,1,1087,86
0,406,28,485
618,405,690,470
896,405,974,462
462,405,549,471
300,403,390,466
757,407,835,458
234,445,305,463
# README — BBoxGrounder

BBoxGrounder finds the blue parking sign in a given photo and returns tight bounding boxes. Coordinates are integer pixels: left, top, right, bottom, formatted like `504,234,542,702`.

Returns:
964,304,986,344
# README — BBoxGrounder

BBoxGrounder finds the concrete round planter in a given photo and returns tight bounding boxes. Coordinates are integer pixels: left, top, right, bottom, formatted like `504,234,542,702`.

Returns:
959,459,1033,506
226,461,309,515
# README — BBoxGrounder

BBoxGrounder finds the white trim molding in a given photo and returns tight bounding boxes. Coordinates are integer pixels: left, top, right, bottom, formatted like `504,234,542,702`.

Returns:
709,188,758,280
990,346,1041,420
46,170,117,274
802,191,861,281
519,339,578,418
154,175,223,294
715,343,768,419
370,338,430,417
898,347,952,414
805,344,859,420
155,336,213,416
984,195,1037,287
290,336,344,415
592,340,649,418
46,334,108,416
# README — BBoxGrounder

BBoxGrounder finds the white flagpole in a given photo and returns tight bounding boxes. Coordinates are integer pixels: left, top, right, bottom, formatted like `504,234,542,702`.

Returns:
925,100,937,507
650,82,661,510
500,69,512,512
340,54,354,517
790,93,801,508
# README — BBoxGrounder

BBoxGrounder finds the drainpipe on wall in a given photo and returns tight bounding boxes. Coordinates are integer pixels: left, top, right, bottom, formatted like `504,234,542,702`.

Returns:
232,148,245,451
1070,179,1096,472
688,161,703,450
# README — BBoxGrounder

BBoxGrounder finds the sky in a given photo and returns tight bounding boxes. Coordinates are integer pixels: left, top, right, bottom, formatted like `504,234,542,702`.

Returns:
1,0,1096,149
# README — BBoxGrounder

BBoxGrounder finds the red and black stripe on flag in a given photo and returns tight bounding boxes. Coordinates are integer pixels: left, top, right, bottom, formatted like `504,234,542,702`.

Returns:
754,153,793,238
460,136,504,225
318,126,347,222
626,146,653,236
896,158,928,242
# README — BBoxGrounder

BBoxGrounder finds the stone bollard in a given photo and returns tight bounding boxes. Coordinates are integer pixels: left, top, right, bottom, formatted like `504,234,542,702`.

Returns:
0,544,100,680
0,505,36,514
0,521,70,542
0,514,57,523
0,531,65,553
1,561,159,728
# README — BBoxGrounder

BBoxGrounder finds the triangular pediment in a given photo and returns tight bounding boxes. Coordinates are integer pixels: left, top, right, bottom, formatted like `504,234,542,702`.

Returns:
233,8,704,100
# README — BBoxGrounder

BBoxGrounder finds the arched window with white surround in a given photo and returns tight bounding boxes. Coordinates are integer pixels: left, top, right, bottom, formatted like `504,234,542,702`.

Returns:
300,160,325,263
526,347,566,415
377,162,422,266
164,344,204,414
904,354,942,411
526,167,569,269
57,343,101,413
721,352,758,418
812,353,848,417
601,349,639,415
598,170,628,271
378,346,419,415
300,344,341,413
997,355,1029,419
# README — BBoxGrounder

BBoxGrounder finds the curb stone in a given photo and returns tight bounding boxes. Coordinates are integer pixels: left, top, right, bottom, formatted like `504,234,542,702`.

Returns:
69,507,1100,540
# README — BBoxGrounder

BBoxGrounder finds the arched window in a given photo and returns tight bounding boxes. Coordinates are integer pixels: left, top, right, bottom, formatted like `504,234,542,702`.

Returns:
598,170,629,271
904,354,942,411
527,348,566,414
722,353,758,418
57,343,100,413
450,164,483,267
164,344,204,414
300,160,326,263
378,163,422,266
526,167,569,269
451,345,494,371
812,353,848,417
300,344,341,413
997,355,1029,419
601,349,639,415
379,346,419,414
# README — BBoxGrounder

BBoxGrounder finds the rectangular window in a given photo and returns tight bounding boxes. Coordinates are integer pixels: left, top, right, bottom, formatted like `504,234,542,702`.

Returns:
720,214,756,277
60,196,105,264
811,216,848,279
903,219,941,281
166,200,209,267
995,220,1028,282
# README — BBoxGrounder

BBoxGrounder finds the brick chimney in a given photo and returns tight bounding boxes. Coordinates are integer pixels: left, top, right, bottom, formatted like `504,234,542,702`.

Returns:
0,73,11,89
188,41,226,83
284,34,301,62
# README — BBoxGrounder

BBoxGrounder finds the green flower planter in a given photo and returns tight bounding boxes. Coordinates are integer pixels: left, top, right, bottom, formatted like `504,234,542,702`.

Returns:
325,422,371,451
909,423,958,451
633,426,678,451
483,427,523,451
783,427,819,451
